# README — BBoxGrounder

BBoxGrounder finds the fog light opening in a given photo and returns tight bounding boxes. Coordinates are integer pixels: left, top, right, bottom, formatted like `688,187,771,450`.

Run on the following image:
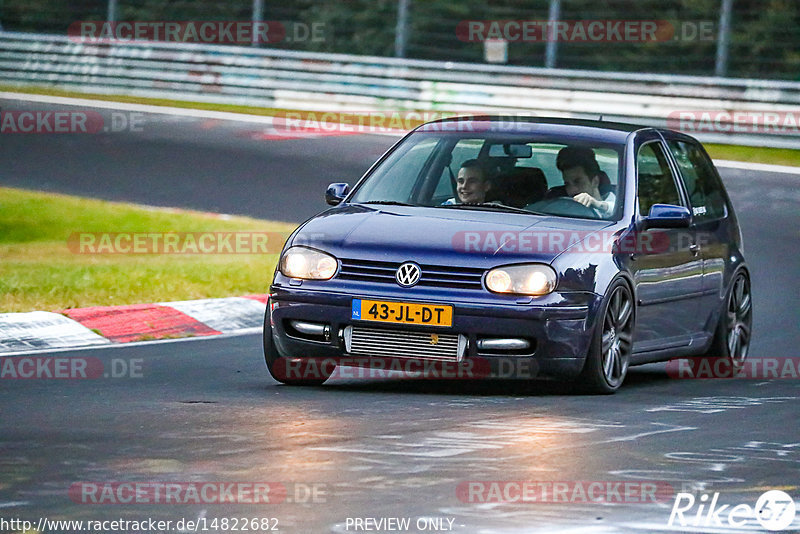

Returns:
475,337,536,355
286,320,331,342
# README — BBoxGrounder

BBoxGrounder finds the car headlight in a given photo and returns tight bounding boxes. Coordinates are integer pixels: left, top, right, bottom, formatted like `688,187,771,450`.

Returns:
485,264,557,296
280,247,338,280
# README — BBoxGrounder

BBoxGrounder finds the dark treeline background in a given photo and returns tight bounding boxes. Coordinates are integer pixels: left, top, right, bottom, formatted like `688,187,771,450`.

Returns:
2,0,797,80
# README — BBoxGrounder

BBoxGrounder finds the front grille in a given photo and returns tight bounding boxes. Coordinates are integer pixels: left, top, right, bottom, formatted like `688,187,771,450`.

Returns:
346,326,462,362
338,259,484,290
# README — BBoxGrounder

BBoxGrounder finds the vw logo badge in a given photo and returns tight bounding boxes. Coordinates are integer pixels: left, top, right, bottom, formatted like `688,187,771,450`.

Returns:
396,262,421,287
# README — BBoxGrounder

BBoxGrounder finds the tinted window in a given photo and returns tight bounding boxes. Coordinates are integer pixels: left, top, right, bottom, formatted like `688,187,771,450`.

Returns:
667,140,726,221
637,142,682,216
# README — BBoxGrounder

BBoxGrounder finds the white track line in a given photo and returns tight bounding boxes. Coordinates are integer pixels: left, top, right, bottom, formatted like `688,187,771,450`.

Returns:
712,159,800,175
0,91,406,136
0,327,262,358
0,91,278,123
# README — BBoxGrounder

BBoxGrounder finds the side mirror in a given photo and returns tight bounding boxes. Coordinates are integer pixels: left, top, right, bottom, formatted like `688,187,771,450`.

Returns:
325,183,350,206
643,204,691,229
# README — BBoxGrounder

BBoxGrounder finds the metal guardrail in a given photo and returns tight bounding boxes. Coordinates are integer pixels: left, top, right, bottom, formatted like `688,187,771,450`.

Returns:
1,31,798,148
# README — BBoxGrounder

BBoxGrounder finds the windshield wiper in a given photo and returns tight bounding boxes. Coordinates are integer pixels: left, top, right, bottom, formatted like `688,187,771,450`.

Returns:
436,203,543,215
358,201,414,207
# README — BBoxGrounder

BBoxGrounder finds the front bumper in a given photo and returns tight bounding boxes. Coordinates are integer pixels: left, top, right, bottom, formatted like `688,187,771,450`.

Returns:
266,285,603,379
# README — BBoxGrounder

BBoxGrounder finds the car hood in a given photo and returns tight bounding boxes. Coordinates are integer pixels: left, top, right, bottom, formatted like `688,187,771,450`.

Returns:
292,205,615,266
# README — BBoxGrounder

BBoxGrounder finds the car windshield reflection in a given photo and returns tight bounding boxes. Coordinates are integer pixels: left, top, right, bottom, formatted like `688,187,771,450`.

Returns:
348,132,624,221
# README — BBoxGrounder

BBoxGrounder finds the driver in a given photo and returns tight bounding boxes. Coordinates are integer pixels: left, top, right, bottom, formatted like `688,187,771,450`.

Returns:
555,146,616,218
442,159,492,204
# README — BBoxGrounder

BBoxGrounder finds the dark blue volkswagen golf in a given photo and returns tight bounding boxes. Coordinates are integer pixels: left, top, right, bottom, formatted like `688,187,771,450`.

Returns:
264,117,751,393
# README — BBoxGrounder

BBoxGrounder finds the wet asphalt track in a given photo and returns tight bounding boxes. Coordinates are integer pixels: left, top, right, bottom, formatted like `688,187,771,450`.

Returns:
1,98,799,533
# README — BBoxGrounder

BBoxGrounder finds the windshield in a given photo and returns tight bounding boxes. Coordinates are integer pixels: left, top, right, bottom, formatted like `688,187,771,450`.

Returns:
349,130,624,220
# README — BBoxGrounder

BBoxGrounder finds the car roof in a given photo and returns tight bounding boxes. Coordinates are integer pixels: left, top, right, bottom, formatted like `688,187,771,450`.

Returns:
417,115,653,143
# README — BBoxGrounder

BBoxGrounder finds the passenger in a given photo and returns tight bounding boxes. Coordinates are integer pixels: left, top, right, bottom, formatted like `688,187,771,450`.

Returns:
442,159,492,205
556,146,616,217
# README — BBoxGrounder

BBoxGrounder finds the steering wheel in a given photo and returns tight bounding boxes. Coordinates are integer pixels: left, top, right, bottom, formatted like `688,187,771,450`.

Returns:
525,196,601,219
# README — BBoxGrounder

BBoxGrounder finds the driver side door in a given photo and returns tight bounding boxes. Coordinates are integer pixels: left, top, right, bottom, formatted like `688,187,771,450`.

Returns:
630,139,705,351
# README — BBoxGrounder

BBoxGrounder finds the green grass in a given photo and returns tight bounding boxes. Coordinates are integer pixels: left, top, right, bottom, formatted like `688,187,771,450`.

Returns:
0,187,296,312
5,84,798,167
703,144,800,167
0,84,290,118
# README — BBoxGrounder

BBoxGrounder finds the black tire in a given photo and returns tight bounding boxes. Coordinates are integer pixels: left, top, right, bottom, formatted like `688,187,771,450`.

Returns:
263,311,331,386
577,278,635,394
700,270,752,371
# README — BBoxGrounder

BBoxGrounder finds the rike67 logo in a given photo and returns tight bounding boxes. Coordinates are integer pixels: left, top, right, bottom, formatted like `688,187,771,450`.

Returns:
669,490,797,531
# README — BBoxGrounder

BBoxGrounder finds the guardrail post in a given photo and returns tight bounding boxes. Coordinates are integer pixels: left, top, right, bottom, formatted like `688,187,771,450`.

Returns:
545,0,561,68
253,0,264,47
394,0,410,58
715,0,734,76
107,0,118,24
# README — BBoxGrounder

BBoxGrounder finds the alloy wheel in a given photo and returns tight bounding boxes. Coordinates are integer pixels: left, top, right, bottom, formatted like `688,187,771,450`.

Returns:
726,273,752,369
600,285,634,388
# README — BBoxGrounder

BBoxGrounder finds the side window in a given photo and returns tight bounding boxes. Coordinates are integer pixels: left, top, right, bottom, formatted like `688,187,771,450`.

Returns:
667,140,726,221
353,137,439,203
637,142,682,217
